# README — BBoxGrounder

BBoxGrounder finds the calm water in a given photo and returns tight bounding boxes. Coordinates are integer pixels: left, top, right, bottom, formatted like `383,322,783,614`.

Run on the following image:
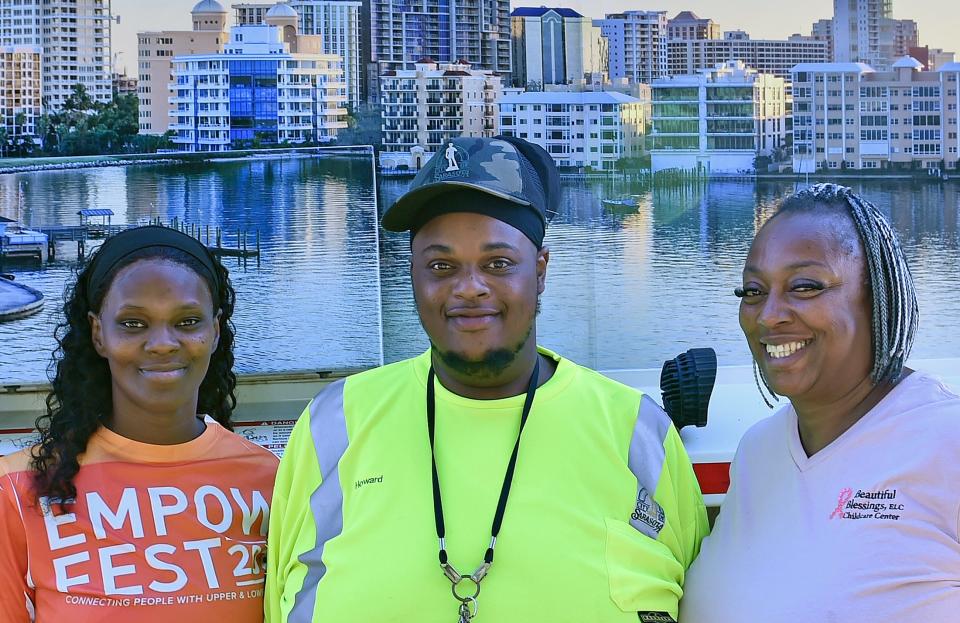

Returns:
2,156,960,385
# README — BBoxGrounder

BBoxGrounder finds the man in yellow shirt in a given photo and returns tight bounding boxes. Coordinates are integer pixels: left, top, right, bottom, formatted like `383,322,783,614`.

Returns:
266,136,708,623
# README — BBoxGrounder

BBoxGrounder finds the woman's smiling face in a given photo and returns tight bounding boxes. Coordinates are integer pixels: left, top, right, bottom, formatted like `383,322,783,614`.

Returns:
89,258,221,422
739,210,873,405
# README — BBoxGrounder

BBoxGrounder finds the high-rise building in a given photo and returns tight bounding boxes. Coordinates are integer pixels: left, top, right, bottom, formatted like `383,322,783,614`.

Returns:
651,60,787,173
170,7,347,152
137,0,229,135
233,2,362,108
667,36,828,80
594,11,668,84
833,0,891,65
790,58,960,172
0,45,41,143
0,0,113,110
378,59,502,169
811,18,833,59
880,18,918,62
510,7,606,89
371,0,511,76
498,90,646,170
667,11,720,41
112,72,137,96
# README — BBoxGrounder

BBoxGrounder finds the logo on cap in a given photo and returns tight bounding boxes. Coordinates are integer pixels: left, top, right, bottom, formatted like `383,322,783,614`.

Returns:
435,143,470,181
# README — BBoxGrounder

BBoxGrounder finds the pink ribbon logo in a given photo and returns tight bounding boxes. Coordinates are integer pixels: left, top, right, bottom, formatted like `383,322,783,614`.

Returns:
830,487,853,520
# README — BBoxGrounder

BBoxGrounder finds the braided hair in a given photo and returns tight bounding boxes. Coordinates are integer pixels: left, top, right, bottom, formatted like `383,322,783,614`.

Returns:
32,246,237,505
752,183,919,405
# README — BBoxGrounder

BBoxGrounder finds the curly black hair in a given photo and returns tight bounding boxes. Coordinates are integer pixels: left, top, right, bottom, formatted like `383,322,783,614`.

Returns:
31,245,237,505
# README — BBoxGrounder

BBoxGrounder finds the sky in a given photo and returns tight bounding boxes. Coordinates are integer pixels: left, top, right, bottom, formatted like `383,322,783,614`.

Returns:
111,0,959,75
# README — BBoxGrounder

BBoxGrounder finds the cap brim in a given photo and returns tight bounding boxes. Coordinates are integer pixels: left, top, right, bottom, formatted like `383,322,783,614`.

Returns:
381,181,531,232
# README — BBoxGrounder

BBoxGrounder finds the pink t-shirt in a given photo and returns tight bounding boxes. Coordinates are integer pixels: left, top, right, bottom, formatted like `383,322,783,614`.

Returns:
680,371,960,622
0,419,279,623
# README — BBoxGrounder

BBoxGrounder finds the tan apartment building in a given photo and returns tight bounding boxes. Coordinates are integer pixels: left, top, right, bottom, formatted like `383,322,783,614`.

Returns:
378,59,502,169
137,0,229,134
0,44,41,144
668,35,829,80
667,11,720,41
791,57,960,172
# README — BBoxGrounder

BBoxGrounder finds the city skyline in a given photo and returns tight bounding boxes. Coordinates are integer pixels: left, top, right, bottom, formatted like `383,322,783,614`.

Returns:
112,0,959,75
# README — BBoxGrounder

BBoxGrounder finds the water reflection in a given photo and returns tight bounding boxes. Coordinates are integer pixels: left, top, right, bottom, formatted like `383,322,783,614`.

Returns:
2,159,959,385
379,177,960,370
0,157,383,384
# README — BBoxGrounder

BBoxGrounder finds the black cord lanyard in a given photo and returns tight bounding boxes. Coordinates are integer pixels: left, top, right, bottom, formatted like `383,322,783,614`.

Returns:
427,357,541,621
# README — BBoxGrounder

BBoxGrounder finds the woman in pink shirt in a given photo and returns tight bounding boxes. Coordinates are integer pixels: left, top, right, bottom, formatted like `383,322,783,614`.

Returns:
681,184,960,622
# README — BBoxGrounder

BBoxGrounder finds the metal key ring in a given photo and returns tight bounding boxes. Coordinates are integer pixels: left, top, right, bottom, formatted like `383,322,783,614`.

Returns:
451,577,481,601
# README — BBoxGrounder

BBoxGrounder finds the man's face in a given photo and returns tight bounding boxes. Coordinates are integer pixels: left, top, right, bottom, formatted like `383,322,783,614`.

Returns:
410,211,548,377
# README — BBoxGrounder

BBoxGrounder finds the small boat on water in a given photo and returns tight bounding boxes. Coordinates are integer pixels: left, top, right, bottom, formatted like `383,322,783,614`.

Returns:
0,217,48,263
601,196,640,212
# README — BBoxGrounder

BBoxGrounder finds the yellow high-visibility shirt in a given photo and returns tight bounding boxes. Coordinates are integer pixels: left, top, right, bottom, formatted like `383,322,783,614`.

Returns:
266,347,708,622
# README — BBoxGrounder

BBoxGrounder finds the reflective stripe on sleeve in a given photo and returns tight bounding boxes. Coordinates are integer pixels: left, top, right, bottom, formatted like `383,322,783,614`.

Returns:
627,394,671,540
290,379,348,623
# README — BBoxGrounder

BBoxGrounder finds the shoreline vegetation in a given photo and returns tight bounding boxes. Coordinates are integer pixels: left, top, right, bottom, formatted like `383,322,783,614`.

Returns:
0,145,375,175
1,146,954,183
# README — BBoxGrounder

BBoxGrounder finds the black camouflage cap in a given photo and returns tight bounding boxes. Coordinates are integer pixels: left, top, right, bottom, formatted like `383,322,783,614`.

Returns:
381,136,559,238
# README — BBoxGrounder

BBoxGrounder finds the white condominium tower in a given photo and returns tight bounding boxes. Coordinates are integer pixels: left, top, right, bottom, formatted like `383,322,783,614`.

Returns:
0,0,113,110
594,11,668,85
833,0,917,69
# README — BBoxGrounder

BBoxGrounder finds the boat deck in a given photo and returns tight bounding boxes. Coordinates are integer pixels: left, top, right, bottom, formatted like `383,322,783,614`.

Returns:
0,278,44,321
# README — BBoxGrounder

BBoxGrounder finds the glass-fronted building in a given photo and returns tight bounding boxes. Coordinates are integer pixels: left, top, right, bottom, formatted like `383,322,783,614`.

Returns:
170,22,347,152
651,60,786,173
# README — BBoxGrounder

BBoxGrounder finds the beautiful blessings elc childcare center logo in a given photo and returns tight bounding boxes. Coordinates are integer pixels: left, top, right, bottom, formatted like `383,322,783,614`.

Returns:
829,486,904,521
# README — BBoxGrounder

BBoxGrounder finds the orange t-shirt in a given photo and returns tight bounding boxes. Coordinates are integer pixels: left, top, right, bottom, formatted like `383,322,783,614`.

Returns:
0,419,279,623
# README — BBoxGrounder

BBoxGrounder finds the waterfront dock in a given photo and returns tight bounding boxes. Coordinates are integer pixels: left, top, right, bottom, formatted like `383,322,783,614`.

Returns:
30,212,260,261
0,277,44,321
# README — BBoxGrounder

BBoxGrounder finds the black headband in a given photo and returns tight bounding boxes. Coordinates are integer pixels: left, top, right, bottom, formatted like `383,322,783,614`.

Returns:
410,190,546,249
86,226,220,307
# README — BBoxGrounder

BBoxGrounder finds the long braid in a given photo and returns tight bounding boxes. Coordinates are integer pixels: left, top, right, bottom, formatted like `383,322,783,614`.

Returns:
772,183,919,386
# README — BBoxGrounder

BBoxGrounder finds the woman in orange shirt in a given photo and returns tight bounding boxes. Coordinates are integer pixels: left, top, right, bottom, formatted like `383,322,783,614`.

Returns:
0,226,279,623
